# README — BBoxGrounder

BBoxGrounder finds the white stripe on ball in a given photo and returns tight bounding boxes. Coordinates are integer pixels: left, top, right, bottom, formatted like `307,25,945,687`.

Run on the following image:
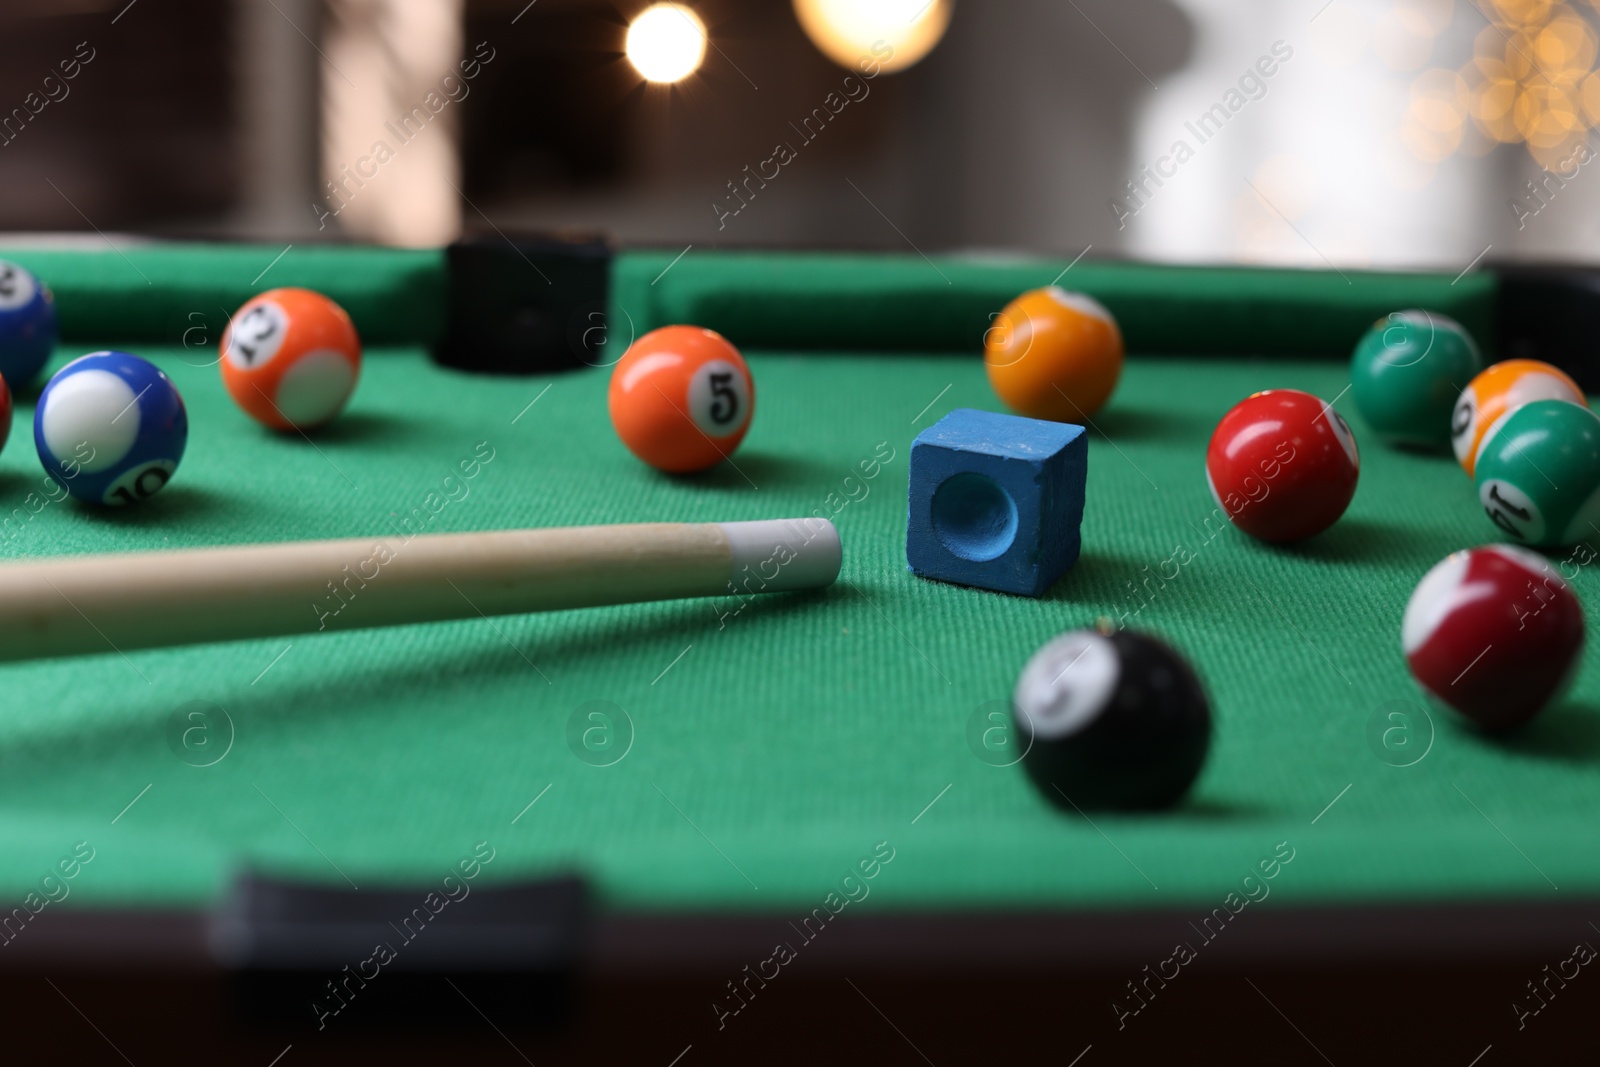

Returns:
41,369,140,472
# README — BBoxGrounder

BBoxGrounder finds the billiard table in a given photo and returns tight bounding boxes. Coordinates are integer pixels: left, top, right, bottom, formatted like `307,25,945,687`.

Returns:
1,240,1597,1062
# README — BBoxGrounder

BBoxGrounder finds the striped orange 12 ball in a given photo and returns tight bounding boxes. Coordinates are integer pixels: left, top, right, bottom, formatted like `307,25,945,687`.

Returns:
986,286,1123,422
608,325,754,473
220,288,361,430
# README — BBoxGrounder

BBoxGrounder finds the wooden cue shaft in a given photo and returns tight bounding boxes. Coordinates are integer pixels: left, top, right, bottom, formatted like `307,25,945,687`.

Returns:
0,518,841,663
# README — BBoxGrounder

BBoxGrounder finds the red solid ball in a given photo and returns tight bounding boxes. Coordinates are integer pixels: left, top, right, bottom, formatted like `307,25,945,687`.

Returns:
1206,389,1360,543
1403,545,1584,731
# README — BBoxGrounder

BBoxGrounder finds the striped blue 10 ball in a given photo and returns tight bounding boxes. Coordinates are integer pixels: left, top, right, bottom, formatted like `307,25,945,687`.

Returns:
34,352,187,506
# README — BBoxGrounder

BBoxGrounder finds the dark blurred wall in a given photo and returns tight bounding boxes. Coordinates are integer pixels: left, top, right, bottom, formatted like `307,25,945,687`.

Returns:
469,0,1193,255
909,1,1193,253
0,0,236,232
0,0,1195,254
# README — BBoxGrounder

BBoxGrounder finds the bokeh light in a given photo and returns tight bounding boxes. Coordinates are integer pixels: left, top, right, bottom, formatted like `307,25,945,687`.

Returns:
1417,0,1600,166
1400,0,1456,35
792,0,954,73
626,3,707,84
1405,68,1470,161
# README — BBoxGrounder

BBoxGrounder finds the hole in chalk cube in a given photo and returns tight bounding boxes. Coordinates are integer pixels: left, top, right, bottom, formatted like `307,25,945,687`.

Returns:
931,472,1019,562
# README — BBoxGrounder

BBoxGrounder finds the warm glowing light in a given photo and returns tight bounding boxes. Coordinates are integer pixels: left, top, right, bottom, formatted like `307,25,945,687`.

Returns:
1515,84,1582,143
1539,14,1597,70
1404,70,1470,162
1400,0,1455,35
1414,0,1600,167
1493,0,1556,27
1581,69,1600,121
626,3,707,84
793,0,953,74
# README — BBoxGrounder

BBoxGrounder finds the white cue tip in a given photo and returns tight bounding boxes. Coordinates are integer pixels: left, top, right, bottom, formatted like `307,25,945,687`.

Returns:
718,518,841,592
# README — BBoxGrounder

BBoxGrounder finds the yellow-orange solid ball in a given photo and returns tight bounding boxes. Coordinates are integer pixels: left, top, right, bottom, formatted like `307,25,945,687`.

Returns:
984,287,1123,422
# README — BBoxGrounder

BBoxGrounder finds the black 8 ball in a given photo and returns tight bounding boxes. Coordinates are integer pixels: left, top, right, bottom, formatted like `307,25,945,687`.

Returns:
1012,627,1212,811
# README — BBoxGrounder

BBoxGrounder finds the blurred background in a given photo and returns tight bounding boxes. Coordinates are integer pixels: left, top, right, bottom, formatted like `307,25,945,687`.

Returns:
1,0,1597,268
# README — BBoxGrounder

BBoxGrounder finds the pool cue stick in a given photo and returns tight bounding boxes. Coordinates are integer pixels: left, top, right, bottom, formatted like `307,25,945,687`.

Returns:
0,519,841,663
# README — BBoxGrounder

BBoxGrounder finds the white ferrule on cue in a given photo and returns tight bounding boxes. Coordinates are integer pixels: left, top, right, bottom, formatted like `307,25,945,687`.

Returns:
0,519,842,663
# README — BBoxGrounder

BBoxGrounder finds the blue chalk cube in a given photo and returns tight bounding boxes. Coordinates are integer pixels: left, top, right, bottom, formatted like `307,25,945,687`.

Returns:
907,408,1086,597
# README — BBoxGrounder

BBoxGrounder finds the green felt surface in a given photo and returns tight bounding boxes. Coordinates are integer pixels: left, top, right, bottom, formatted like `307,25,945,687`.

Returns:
0,245,445,346
0,341,1595,914
0,244,1501,379
616,250,1500,358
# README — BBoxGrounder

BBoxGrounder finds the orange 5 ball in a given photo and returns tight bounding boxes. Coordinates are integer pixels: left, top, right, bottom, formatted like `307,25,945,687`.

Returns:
985,286,1123,422
221,288,362,431
608,326,754,473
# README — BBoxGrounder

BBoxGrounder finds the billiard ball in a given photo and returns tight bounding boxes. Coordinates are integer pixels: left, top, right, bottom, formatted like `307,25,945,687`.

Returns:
1403,545,1583,731
0,259,57,387
34,351,187,506
221,288,361,430
1349,310,1483,448
1473,398,1600,548
1452,359,1586,477
1205,389,1360,543
608,325,755,473
0,372,11,456
1012,625,1211,810
985,287,1123,422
